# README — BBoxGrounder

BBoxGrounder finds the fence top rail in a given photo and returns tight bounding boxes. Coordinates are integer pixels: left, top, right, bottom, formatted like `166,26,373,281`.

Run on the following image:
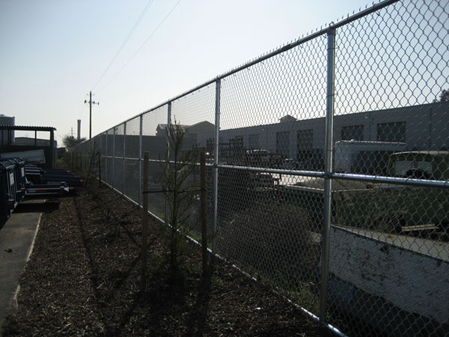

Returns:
333,172,449,189
97,0,399,138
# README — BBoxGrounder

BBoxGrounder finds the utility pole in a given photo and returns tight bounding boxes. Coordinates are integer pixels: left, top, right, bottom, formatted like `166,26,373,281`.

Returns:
77,119,81,140
84,91,99,139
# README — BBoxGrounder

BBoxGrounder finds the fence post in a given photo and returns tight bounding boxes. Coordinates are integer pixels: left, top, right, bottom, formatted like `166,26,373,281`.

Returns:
112,127,116,189
139,115,143,206
212,79,221,252
320,25,336,322
98,151,102,188
98,135,102,186
140,151,150,292
200,151,208,276
104,132,108,185
122,122,126,195
165,102,172,226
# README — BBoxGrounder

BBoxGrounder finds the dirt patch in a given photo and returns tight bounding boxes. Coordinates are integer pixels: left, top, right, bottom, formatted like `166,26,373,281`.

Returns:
2,183,334,336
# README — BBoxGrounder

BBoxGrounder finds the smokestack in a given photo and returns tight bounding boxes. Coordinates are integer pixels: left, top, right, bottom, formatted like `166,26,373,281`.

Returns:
77,119,81,140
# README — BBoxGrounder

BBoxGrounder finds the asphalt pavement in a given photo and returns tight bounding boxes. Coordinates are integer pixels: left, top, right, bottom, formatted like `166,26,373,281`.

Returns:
0,199,43,336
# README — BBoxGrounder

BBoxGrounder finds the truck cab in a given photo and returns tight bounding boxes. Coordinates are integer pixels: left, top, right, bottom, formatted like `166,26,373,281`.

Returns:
387,151,449,180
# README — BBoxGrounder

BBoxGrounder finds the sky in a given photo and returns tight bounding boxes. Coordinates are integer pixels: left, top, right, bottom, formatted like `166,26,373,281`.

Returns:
0,0,384,146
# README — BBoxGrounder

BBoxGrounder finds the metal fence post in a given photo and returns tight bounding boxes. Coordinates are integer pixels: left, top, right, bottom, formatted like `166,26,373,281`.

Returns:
212,79,221,252
200,151,208,275
123,122,126,195
139,115,143,206
104,132,108,185
320,26,336,323
165,102,172,226
112,126,116,189
98,135,103,184
141,151,150,292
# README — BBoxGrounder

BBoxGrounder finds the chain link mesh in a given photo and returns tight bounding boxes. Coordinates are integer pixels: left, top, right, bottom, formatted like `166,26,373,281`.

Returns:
73,1,449,335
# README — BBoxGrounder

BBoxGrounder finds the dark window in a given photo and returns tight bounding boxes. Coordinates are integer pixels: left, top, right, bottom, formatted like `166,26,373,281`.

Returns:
206,138,214,153
276,132,290,157
249,134,259,149
297,129,313,151
230,136,244,149
341,125,364,141
296,129,322,170
377,122,406,142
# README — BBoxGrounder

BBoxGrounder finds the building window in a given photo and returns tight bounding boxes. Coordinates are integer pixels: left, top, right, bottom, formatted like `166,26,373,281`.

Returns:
377,122,406,143
249,134,259,149
229,136,243,150
206,138,214,153
297,129,313,151
276,131,290,157
297,129,323,170
341,125,364,141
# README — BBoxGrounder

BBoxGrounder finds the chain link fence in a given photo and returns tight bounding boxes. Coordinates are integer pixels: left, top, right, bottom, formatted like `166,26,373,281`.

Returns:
74,0,449,335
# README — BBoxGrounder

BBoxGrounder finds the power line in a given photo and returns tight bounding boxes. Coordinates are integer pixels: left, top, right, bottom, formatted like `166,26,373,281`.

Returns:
91,0,155,91
97,0,183,92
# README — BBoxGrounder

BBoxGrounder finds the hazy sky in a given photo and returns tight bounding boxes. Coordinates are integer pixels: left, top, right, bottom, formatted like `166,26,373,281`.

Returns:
1,0,377,145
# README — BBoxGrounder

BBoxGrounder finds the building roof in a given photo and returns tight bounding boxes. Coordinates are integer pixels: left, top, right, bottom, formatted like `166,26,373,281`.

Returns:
0,125,56,131
279,115,297,123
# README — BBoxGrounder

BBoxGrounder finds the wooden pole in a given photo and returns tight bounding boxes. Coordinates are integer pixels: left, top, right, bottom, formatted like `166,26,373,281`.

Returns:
140,152,150,292
89,91,92,140
98,152,102,188
200,151,208,276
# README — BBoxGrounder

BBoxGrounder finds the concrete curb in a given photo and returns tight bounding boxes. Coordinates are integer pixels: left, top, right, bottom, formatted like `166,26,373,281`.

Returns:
0,201,43,336
10,213,42,313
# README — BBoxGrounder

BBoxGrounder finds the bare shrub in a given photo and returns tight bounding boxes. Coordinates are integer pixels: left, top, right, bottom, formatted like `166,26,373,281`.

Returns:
217,202,319,286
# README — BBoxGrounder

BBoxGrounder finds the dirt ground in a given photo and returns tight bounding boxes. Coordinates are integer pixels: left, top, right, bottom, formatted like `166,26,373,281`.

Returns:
1,182,335,336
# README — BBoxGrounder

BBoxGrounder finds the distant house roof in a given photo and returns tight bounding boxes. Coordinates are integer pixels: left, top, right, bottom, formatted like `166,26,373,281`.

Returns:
185,121,214,134
155,124,189,136
156,121,214,136
279,115,297,123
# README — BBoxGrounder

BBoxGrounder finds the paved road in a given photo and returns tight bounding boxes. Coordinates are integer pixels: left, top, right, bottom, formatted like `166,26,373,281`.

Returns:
0,199,43,335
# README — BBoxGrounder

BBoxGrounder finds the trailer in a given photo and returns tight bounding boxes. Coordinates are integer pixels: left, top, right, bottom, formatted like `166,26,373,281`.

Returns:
25,164,84,191
335,151,449,234
0,160,17,224
2,157,26,203
25,182,70,197
334,140,407,174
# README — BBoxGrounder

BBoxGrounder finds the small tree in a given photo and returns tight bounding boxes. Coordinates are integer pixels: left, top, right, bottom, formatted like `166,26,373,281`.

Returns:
218,202,316,287
162,122,199,281
62,135,86,148
433,88,449,103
